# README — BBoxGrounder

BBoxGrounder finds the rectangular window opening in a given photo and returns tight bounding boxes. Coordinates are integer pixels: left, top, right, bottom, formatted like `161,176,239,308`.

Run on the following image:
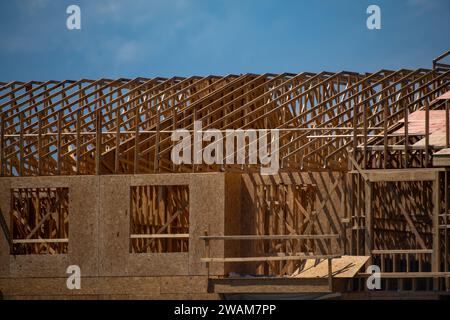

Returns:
130,185,189,253
11,187,69,255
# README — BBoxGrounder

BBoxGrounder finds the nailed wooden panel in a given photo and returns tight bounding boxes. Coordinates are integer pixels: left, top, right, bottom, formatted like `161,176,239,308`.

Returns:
209,277,331,293
292,255,369,278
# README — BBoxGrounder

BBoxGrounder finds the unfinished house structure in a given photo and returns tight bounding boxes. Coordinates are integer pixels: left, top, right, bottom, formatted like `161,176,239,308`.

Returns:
1,51,450,299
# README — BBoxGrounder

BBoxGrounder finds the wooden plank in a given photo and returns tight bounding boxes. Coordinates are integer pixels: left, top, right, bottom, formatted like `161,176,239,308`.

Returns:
292,255,370,278
199,234,339,240
130,233,189,239
154,105,160,173
19,112,24,176
37,110,42,175
0,112,4,176
432,171,440,289
201,254,341,263
133,106,140,174
357,272,450,278
209,277,331,293
76,109,81,174
364,168,441,182
57,110,62,174
95,109,101,174
372,249,432,254
446,100,449,148
364,182,373,263
12,238,68,244
115,108,121,173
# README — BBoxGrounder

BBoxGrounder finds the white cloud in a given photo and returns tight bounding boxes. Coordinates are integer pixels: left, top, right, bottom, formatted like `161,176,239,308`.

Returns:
116,41,139,63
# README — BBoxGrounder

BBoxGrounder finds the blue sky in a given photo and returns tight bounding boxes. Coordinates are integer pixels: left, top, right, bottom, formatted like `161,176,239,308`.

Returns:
0,0,449,81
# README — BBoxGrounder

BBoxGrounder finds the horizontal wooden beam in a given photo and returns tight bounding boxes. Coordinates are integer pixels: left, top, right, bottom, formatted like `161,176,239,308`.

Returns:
199,234,339,240
130,233,189,239
12,238,68,244
209,277,332,293
350,168,446,182
357,272,450,278
372,249,432,254
201,254,341,263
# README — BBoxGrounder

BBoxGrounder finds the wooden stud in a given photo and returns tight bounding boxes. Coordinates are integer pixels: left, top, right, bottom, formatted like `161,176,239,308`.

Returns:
154,105,160,173
115,108,121,174
134,107,140,174
57,110,62,174
95,109,101,175
76,109,81,174
0,113,4,176
432,171,440,290
365,181,373,265
19,112,24,176
425,99,430,168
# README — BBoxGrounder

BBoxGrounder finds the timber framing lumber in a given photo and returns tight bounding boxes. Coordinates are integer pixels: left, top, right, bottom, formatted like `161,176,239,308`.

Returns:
0,51,450,298
352,168,447,182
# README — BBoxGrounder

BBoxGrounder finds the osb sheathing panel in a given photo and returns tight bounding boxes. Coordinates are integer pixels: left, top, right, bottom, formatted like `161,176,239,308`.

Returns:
3,293,221,300
0,276,215,299
0,173,226,282
97,173,225,277
224,173,242,275
0,176,99,278
97,175,191,276
209,278,331,293
160,276,208,294
187,173,226,276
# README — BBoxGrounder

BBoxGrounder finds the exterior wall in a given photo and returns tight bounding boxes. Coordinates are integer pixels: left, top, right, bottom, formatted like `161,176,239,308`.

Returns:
0,173,226,299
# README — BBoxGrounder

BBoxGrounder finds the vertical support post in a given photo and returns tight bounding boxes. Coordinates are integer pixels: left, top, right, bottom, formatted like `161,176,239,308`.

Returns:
363,102,368,169
154,105,160,173
425,99,430,167
446,100,449,148
446,171,449,291
349,170,355,255
76,110,81,175
37,111,42,175
341,173,348,253
0,113,4,176
404,100,409,168
57,110,62,175
432,171,440,290
383,99,388,169
365,181,373,266
172,107,177,172
95,109,101,175
352,100,358,165
115,108,121,174
192,106,197,173
133,107,140,174
19,112,24,176
356,176,360,256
